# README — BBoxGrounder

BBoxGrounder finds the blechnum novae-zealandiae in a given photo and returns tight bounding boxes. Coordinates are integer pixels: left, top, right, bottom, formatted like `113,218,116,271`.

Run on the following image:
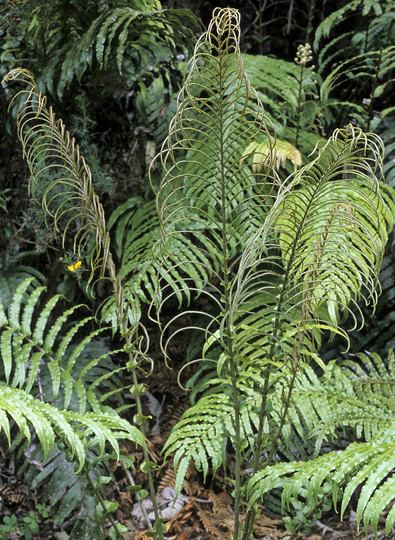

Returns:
152,7,394,539
2,69,168,539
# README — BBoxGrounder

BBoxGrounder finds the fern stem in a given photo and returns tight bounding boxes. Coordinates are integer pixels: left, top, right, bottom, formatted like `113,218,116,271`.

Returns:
216,35,243,538
122,463,154,532
295,63,305,148
86,474,124,538
122,342,164,539
242,176,322,537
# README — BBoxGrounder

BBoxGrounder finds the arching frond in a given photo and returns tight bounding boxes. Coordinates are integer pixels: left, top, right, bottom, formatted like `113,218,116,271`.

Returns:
234,125,393,342
247,440,395,537
3,68,110,281
0,384,144,473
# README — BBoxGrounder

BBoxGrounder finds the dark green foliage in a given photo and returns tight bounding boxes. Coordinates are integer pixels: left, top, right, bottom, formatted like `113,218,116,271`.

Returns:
1,2,395,538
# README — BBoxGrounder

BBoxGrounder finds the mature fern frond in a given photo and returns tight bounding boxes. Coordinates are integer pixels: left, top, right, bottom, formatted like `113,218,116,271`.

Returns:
0,384,144,473
247,440,395,537
0,277,117,410
0,278,145,471
164,391,261,495
282,352,395,452
245,351,395,535
22,0,200,98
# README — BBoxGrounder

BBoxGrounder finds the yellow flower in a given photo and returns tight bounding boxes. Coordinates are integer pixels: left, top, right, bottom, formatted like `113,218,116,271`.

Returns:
67,261,82,272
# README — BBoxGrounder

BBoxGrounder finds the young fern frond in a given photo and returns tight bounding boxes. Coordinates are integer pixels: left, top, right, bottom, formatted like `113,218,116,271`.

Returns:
154,7,276,359
4,68,110,283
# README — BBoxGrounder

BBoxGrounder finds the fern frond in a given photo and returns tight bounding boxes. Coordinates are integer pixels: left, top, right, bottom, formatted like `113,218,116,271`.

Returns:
271,125,392,327
3,68,110,281
280,352,395,456
154,7,277,364
103,198,211,327
164,391,260,495
37,3,200,98
247,440,395,536
0,278,127,414
0,385,144,473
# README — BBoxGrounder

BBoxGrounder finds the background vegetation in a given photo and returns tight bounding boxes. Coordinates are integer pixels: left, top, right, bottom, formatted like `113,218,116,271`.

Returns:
0,0,394,539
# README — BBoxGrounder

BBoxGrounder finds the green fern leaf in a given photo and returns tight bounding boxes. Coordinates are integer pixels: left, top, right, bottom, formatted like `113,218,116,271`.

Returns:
33,295,62,346
0,385,145,473
21,285,45,336
247,441,395,536
1,328,13,384
9,277,35,331
25,350,45,394
314,0,362,50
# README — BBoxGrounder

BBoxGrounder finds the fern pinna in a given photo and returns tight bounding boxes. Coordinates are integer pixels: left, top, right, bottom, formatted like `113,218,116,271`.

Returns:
156,7,394,539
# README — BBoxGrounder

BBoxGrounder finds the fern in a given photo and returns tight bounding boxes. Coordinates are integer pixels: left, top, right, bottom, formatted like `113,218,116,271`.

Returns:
156,8,394,538
0,279,145,472
6,0,200,99
248,440,395,536
246,351,395,536
4,64,166,537
314,0,394,54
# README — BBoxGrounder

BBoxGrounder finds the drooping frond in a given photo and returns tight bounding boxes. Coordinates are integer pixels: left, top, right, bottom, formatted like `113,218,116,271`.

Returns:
0,277,146,471
235,125,393,340
0,384,145,473
3,68,110,282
